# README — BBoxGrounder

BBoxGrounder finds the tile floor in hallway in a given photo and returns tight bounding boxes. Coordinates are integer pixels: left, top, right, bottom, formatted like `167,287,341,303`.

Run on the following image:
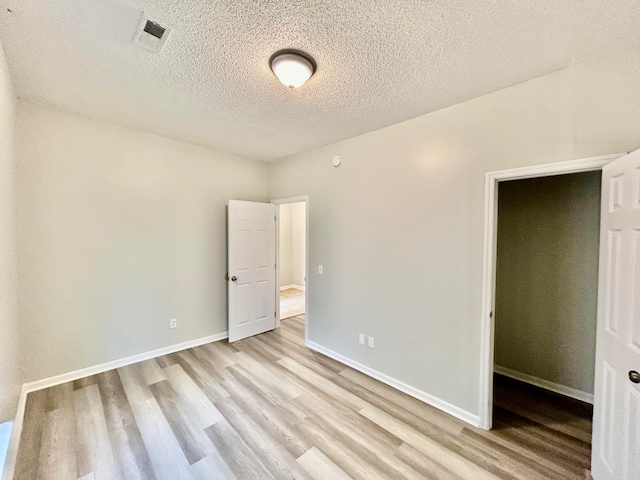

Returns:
280,287,305,320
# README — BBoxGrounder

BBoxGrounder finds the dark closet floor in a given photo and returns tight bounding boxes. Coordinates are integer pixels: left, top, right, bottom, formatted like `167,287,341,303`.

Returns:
493,373,593,478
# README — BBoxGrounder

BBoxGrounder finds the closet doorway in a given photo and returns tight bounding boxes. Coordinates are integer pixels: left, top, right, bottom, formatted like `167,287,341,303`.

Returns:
492,171,601,474
478,154,624,431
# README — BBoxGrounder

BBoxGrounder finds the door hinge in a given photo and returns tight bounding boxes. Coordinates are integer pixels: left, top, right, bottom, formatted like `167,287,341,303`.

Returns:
274,215,276,221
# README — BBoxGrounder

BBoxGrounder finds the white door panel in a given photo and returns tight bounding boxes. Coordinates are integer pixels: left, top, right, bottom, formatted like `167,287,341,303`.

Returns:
228,200,276,342
624,384,640,478
592,148,640,479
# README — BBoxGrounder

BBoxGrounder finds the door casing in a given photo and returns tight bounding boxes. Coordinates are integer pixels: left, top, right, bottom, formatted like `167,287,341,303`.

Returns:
478,153,625,430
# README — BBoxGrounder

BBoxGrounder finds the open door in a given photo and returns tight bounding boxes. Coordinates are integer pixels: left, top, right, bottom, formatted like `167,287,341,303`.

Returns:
592,148,640,479
227,200,276,342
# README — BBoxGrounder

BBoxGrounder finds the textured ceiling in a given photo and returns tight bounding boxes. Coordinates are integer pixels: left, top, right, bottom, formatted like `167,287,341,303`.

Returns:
1,0,639,161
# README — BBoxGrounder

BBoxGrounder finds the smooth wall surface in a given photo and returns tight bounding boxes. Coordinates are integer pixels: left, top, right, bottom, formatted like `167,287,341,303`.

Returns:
0,39,20,422
279,202,306,288
495,172,601,395
279,204,293,287
291,202,306,287
17,101,268,382
268,52,640,416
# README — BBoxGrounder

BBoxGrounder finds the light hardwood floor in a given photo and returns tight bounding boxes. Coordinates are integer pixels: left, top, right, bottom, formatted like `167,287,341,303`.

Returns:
12,316,592,479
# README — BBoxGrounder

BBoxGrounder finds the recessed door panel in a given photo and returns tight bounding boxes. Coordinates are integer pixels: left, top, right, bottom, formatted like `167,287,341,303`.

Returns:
624,385,640,478
256,229,269,270
236,229,251,273
634,167,640,209
600,362,617,472
633,230,640,353
610,174,623,211
257,210,271,225
237,207,250,222
256,279,270,322
605,230,622,335
235,283,250,326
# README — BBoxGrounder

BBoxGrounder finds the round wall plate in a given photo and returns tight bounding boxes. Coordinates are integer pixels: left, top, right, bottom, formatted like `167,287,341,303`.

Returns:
332,155,343,167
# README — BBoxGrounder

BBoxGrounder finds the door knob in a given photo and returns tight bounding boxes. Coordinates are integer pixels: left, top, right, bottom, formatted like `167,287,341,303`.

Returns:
630,371,640,384
230,276,237,282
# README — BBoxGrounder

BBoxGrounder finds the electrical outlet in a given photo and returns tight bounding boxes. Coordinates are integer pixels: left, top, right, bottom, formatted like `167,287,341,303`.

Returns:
359,333,365,345
318,265,324,274
170,318,177,329
368,336,375,348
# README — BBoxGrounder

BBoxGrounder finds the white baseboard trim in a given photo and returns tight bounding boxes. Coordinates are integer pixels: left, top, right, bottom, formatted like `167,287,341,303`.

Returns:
494,365,594,404
306,340,480,428
279,284,305,291
22,331,229,394
2,331,229,480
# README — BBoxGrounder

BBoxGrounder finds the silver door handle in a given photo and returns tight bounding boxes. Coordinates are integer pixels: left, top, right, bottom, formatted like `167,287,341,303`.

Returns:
630,371,640,384
230,276,237,282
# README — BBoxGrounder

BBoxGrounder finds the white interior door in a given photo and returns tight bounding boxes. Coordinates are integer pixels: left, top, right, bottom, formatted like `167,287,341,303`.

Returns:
228,200,276,342
592,148,640,479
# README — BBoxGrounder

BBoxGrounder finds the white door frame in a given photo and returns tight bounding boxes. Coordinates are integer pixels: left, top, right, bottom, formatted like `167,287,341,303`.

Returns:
271,196,309,343
478,153,625,430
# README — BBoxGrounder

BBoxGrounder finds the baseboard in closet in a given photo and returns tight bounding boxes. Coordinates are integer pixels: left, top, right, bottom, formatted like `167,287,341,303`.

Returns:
494,365,594,404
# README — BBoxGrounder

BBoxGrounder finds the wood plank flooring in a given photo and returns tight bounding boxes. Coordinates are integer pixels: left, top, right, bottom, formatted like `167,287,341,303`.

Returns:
12,316,593,479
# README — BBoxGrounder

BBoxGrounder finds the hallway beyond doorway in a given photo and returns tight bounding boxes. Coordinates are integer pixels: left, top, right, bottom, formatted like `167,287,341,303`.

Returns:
280,287,304,320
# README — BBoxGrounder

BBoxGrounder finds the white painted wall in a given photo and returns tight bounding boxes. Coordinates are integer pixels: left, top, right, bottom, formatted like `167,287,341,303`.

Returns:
291,202,306,287
279,204,293,287
268,52,640,417
0,40,21,422
495,172,601,396
279,202,306,288
16,101,269,382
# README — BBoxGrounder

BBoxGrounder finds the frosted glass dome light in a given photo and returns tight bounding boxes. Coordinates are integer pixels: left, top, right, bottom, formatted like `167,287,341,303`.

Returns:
269,50,316,89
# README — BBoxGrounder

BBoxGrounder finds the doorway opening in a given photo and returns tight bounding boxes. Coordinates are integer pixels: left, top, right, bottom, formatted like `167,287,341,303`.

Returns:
278,201,306,320
492,171,601,471
272,196,309,340
479,154,623,432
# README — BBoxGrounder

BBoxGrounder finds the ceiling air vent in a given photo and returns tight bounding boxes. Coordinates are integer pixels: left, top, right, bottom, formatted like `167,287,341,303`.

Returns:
134,14,171,53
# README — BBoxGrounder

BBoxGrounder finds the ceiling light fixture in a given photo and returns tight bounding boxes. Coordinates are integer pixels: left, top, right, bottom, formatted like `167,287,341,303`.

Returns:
269,50,316,89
